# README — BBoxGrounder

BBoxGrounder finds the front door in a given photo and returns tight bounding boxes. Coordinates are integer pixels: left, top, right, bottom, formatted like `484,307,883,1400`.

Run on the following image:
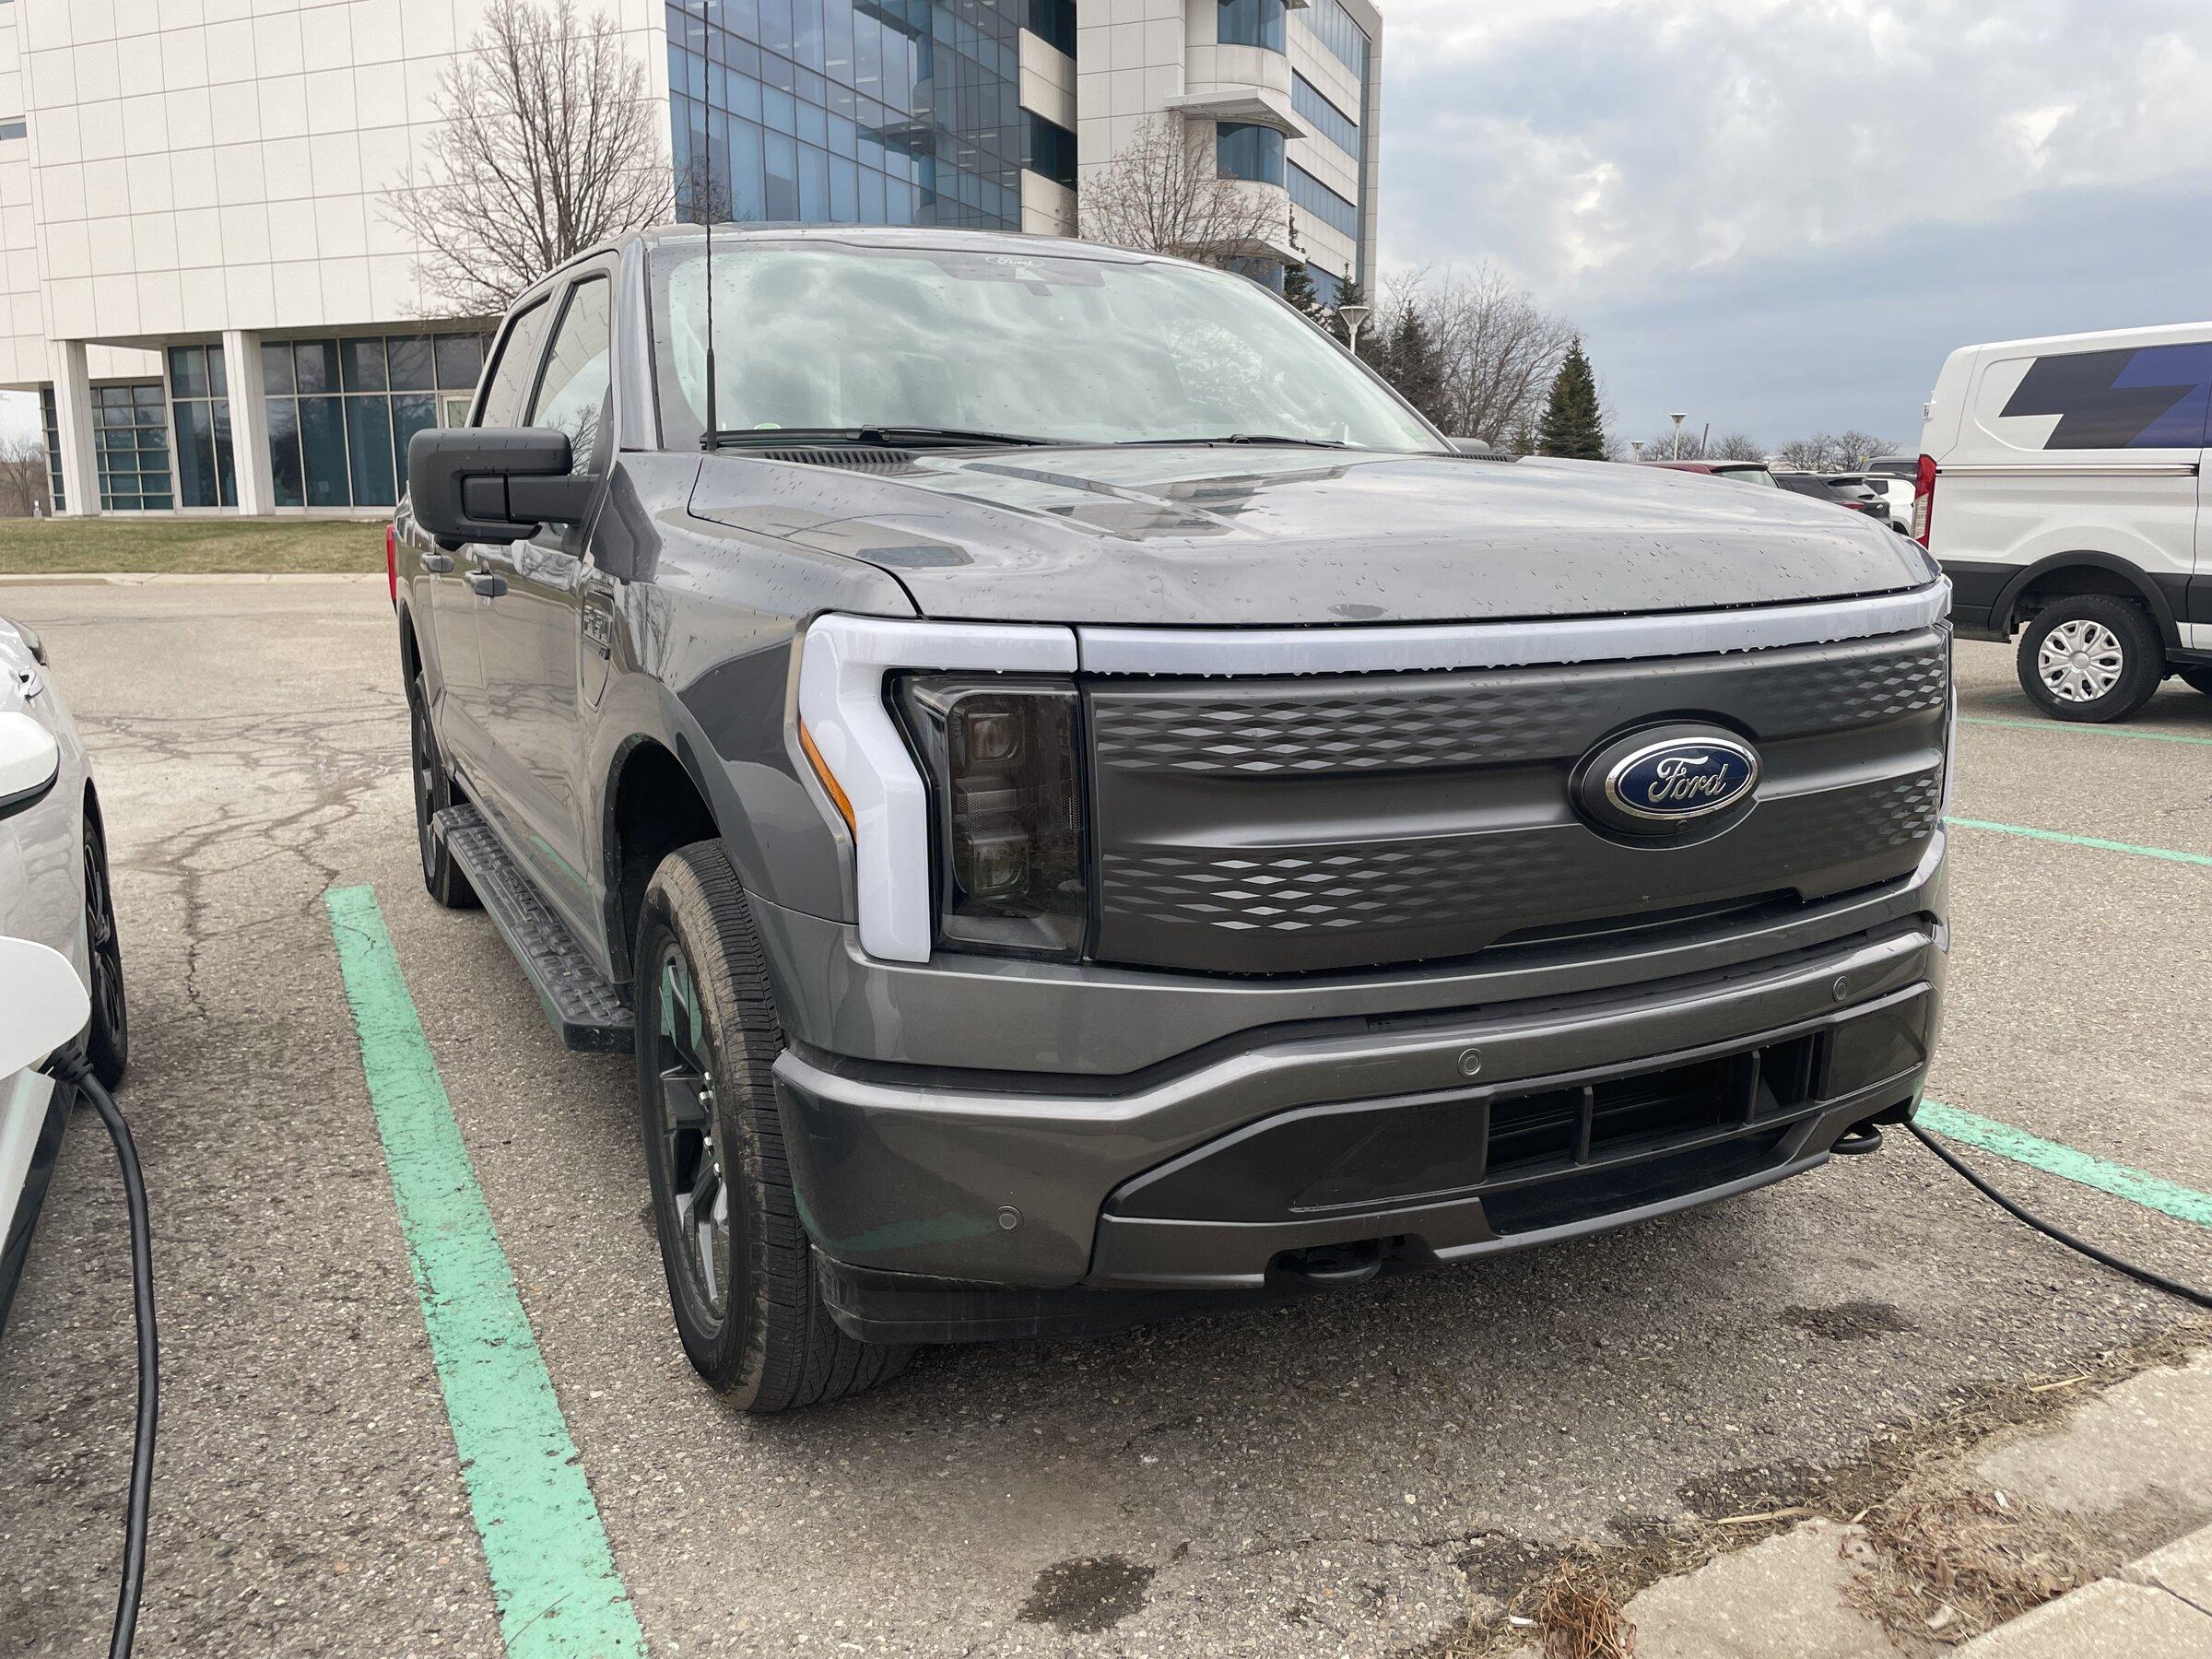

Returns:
473,270,616,930
436,294,557,782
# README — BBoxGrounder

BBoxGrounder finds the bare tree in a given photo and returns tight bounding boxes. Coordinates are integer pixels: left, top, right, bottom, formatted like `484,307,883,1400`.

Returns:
1771,429,1898,472
1378,265,1576,450
1079,117,1286,268
0,433,50,517
1712,431,1767,462
384,0,673,316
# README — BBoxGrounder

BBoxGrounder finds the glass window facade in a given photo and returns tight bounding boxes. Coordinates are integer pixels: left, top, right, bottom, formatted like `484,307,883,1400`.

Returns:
1304,0,1370,78
1027,111,1076,188
1217,0,1286,52
1308,264,1345,309
167,345,236,508
0,121,25,141
1026,0,1073,55
667,0,1024,234
264,333,486,509
40,386,62,512
94,383,171,512
1216,122,1285,186
1288,161,1359,239
1291,74,1359,158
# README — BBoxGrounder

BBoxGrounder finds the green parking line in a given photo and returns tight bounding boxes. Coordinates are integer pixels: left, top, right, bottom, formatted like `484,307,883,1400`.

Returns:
325,886,645,1659
1947,817,2212,868
1960,715,2212,747
1919,1101,2212,1230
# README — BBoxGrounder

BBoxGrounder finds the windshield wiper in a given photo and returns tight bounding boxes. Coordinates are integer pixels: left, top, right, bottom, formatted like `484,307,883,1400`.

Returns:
1110,433,1355,449
706,426,1067,451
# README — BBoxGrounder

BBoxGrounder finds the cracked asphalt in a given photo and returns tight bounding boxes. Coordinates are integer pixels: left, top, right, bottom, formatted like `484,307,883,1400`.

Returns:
2,576,2208,1656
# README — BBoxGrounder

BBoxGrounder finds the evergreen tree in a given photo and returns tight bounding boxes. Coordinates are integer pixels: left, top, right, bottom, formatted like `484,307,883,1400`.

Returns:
1537,339,1606,460
1381,305,1447,429
1281,261,1324,322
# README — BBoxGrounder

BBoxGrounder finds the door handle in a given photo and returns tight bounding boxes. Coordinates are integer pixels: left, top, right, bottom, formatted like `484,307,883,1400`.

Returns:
421,551,454,574
466,570,508,599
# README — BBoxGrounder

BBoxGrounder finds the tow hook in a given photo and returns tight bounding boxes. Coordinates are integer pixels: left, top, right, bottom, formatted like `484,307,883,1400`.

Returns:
1832,1124,1886,1157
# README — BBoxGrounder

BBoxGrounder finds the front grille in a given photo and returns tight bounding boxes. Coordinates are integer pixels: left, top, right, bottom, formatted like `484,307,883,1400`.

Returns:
1085,627,1949,975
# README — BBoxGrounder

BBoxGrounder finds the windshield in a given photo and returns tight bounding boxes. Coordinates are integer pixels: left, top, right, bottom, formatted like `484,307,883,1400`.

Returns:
647,238,1441,453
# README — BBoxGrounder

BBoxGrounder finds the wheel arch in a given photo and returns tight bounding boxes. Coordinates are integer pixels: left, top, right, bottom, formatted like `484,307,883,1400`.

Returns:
602,735,723,987
1994,552,2181,647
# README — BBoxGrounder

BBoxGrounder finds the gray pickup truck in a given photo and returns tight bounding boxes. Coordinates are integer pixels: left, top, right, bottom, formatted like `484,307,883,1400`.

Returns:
394,225,1952,1411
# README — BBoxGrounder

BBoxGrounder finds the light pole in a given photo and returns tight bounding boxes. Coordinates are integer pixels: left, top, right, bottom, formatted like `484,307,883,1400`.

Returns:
1669,412,1688,459
1336,300,1371,358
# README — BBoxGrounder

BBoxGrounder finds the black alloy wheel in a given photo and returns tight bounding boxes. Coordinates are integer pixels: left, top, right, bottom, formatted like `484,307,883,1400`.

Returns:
409,672,477,908
648,942,731,1329
81,808,128,1088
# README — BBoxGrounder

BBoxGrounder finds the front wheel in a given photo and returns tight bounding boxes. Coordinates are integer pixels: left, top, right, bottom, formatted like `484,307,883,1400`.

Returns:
2016,596,2163,724
635,841,910,1411
80,806,128,1088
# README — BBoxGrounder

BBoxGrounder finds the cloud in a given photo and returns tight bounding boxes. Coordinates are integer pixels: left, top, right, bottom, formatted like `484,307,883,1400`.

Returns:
1376,0,2212,441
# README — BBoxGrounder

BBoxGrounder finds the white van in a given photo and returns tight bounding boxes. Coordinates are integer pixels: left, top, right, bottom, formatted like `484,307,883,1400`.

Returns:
1917,323,2212,721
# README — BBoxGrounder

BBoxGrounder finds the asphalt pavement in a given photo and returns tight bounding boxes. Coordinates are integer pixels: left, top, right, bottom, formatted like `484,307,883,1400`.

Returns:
1,576,2207,1656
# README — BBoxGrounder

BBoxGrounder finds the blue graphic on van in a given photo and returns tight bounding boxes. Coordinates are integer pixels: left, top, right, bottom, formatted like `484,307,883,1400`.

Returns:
2002,343,2212,451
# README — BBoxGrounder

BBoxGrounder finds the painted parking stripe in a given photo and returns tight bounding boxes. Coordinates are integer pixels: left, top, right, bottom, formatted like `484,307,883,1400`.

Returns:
1960,715,2212,747
324,885,645,1658
1920,1101,2212,1230
1947,817,2212,869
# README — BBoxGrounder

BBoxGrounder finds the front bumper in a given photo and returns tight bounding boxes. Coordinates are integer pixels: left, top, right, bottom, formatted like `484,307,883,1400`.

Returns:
771,854,1947,1330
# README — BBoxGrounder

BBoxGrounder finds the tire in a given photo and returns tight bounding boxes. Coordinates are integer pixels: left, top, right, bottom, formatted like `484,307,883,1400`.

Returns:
80,806,128,1089
2177,665,2212,699
408,671,477,909
2016,595,2164,724
634,841,911,1411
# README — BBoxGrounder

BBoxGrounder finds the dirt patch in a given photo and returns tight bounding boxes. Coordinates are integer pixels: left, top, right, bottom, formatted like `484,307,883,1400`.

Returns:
1418,1320,2210,1656
1782,1300,1918,1341
1018,1554,1156,1634
1846,1482,2113,1645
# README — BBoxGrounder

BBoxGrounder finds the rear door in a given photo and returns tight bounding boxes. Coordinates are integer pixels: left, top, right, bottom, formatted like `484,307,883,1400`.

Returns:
432,292,557,780
471,265,617,927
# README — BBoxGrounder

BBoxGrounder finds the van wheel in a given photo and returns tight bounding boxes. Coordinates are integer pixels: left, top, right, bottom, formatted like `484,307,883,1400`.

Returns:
2017,596,2163,723
2178,665,2212,699
635,841,911,1411
409,673,477,908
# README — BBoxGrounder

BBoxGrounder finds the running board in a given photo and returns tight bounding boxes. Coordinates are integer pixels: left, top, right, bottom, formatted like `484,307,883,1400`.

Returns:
432,804,634,1053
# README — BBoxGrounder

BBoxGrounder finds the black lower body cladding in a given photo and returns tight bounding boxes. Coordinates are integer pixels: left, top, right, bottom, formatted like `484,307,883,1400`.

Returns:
757,849,1948,1342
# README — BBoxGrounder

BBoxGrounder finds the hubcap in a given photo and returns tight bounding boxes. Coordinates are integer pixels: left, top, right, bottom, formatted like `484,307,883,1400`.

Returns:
411,695,438,877
2038,619,2124,703
653,945,729,1320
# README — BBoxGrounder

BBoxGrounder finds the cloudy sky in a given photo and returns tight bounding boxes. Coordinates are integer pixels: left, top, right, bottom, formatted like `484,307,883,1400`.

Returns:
1381,0,2212,453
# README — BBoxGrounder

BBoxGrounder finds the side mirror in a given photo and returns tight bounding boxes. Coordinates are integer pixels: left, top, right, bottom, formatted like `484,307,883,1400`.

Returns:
0,936,89,1076
1449,436,1503,458
406,427,595,548
0,712,60,822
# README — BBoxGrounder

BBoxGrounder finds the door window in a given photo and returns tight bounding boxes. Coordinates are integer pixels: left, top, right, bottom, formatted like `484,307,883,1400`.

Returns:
527,277,613,475
477,298,554,428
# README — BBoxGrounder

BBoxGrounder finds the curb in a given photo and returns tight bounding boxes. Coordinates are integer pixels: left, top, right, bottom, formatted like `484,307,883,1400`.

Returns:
1956,1521,2212,1655
0,572,382,585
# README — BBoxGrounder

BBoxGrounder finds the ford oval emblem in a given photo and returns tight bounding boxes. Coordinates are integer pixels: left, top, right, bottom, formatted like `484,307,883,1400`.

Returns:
1602,735,1760,825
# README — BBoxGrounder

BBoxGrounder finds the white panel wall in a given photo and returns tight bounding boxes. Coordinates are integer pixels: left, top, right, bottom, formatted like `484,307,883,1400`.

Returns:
3,0,668,389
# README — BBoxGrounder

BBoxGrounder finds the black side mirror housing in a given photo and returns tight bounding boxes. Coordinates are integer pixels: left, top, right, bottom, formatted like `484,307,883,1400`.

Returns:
408,427,595,547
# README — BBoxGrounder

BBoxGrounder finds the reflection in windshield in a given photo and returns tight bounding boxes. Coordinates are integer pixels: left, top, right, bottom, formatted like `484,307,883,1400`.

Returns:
650,239,1441,453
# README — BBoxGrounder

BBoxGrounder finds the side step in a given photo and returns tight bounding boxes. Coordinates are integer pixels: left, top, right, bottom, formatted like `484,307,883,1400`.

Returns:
432,804,634,1053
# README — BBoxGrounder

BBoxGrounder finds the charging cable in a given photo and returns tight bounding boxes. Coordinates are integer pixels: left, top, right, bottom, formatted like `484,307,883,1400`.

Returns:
42,1050,157,1659
1910,1121,2212,1312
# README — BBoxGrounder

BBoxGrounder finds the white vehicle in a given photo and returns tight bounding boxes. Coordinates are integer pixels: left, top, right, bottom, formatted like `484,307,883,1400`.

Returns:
1917,323,2212,722
0,616,128,1333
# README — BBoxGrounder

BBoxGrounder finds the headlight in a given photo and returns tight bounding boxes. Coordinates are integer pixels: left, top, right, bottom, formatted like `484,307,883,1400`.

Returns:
896,676,1088,958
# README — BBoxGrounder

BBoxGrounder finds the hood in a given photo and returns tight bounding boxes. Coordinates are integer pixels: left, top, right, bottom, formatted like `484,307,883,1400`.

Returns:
687,446,1938,627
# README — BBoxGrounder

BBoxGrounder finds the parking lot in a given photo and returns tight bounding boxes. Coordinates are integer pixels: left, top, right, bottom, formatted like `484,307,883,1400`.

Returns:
1,575,2207,1656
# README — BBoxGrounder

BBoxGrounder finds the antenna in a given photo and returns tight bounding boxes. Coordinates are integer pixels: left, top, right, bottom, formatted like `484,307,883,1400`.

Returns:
700,203,718,451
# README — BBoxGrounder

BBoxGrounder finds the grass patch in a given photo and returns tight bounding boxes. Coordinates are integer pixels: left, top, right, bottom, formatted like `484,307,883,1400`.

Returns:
0,517,385,575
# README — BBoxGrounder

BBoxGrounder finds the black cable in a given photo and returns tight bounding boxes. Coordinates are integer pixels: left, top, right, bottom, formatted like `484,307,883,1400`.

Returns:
1910,1121,2212,1312
44,1052,157,1659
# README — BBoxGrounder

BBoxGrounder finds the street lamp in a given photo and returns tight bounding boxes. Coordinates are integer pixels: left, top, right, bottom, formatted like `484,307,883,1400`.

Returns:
1669,412,1688,459
1336,300,1372,357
